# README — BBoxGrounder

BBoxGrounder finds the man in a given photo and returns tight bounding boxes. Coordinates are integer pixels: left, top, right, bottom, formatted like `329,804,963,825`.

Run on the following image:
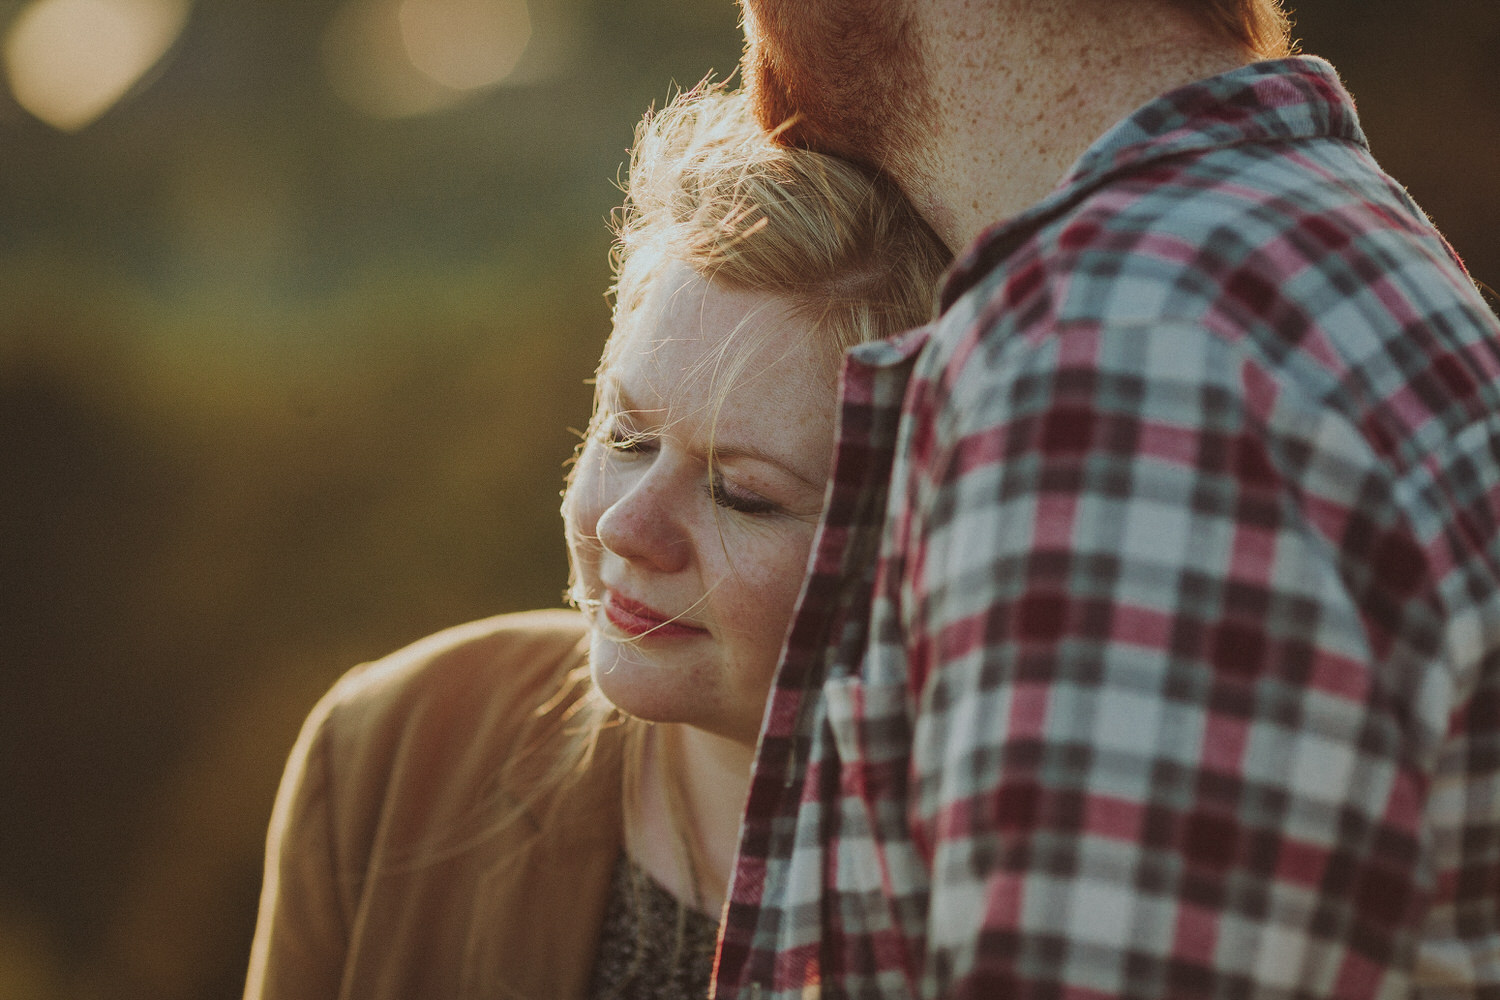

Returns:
715,1,1500,997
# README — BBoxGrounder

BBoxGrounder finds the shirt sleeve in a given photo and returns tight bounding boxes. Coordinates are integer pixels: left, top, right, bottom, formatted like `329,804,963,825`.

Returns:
903,319,1448,997
243,690,351,1000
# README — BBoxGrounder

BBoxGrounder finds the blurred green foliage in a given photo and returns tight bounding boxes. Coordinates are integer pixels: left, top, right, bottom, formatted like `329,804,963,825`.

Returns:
0,1,1495,997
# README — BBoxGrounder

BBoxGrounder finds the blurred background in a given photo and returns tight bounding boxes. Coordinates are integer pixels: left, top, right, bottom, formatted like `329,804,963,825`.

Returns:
0,1,1495,997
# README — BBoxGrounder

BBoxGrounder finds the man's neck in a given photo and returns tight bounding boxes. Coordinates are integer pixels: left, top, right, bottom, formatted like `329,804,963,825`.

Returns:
899,1,1254,252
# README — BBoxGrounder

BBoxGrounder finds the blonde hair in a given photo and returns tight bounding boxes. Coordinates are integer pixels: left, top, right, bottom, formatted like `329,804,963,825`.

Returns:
607,85,949,369
547,86,949,974
567,80,949,725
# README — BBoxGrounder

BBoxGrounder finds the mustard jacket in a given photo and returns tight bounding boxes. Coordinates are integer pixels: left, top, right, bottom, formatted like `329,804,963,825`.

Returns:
244,609,624,1000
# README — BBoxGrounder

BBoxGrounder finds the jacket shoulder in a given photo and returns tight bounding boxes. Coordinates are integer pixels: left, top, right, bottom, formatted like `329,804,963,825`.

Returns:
325,609,589,733
310,609,594,862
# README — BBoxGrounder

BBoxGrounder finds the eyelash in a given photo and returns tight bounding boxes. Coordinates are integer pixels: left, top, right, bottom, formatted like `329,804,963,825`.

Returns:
603,423,653,454
599,416,780,516
709,476,779,516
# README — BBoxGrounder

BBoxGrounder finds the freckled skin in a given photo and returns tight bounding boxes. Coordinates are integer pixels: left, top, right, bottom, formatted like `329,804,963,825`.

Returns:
564,264,838,748
740,0,1251,251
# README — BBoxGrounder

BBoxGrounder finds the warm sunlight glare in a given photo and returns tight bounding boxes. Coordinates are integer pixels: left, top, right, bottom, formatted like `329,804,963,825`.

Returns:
2,0,191,131
324,0,529,118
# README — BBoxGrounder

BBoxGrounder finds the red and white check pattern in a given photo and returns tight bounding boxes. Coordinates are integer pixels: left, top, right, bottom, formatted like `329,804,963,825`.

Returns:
715,57,1500,999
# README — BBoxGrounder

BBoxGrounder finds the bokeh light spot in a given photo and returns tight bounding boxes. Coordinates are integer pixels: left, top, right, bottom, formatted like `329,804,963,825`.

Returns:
323,0,529,119
2,0,191,131
400,0,530,91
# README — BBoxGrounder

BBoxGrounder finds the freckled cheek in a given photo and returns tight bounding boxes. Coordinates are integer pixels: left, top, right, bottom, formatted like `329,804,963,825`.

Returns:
719,535,818,629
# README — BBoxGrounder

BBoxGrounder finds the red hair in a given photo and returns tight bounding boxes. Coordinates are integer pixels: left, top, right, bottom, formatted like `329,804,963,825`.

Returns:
1185,0,1294,58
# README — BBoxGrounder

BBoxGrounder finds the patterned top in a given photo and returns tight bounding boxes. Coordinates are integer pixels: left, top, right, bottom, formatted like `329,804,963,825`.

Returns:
714,57,1500,999
587,853,719,1000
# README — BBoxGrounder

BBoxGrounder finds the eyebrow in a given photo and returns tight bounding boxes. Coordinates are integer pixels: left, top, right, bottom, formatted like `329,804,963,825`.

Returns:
608,381,826,493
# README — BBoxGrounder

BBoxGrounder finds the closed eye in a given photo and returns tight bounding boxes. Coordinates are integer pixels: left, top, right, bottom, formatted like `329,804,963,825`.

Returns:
707,474,779,516
607,429,654,453
598,413,656,455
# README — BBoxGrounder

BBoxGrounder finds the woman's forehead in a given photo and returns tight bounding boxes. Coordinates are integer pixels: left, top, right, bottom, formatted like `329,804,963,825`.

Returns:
605,266,829,394
598,268,838,476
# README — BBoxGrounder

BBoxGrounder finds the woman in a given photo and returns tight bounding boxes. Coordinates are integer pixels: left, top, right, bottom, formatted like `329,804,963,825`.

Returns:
243,87,949,1000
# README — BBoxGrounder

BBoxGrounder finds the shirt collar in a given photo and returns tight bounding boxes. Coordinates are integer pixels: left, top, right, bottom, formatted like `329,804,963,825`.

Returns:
938,56,1367,313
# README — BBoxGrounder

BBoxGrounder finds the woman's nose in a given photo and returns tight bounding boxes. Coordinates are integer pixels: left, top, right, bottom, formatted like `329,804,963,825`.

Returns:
593,466,691,573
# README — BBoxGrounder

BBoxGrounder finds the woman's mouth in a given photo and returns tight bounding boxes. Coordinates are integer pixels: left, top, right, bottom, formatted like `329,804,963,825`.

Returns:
603,593,707,639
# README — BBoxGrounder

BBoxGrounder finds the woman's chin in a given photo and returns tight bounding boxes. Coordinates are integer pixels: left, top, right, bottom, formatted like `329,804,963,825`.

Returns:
589,636,676,719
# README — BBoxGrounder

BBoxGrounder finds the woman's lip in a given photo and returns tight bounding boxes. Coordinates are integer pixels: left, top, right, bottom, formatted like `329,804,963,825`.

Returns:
603,593,706,638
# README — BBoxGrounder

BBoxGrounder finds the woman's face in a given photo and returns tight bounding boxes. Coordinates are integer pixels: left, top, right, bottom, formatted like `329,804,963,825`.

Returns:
564,263,837,747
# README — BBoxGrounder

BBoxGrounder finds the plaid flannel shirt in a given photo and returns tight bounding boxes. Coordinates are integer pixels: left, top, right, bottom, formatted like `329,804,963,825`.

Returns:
714,57,1500,999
